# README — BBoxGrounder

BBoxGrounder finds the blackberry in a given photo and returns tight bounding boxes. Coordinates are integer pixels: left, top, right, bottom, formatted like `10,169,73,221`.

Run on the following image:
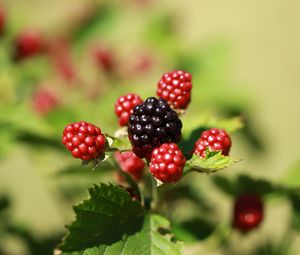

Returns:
114,151,145,181
157,70,192,109
62,121,106,161
194,128,232,157
14,30,44,61
115,93,143,126
0,7,5,35
233,194,264,232
149,143,186,183
128,97,182,159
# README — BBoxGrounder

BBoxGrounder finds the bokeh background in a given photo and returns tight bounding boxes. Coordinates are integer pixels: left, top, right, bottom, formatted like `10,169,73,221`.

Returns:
0,0,300,254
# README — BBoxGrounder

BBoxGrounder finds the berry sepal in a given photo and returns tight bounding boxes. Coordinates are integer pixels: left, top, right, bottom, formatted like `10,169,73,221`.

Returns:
184,149,240,174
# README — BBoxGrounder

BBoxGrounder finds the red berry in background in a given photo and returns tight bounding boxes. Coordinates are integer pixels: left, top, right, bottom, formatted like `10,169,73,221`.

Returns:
62,121,106,161
132,53,153,74
115,93,143,126
194,128,232,158
157,70,192,110
233,194,264,232
46,38,76,82
0,7,5,35
14,30,44,61
32,88,59,116
149,143,186,183
115,151,145,181
93,46,114,72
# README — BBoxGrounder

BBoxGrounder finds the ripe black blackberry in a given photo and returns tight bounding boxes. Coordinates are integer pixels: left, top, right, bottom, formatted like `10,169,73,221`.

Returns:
128,97,182,159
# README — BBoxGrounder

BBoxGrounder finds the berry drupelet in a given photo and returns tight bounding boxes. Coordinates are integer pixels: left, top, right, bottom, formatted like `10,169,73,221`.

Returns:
157,70,192,110
233,194,264,232
62,121,106,161
149,143,185,183
115,151,145,181
115,93,143,126
194,128,231,158
128,97,182,159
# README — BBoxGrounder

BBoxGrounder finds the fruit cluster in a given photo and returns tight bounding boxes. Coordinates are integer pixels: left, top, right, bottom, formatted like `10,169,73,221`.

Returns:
62,70,233,184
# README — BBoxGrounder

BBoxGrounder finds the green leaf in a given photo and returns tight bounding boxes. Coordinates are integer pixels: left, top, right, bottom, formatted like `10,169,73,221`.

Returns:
105,134,132,152
62,214,182,255
212,174,281,197
185,151,239,174
172,218,215,243
60,183,144,253
282,160,300,188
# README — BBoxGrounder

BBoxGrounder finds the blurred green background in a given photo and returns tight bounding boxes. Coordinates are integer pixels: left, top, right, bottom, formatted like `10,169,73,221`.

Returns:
0,0,300,254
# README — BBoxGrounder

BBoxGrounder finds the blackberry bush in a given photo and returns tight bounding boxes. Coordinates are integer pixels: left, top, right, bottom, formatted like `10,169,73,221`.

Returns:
57,70,246,255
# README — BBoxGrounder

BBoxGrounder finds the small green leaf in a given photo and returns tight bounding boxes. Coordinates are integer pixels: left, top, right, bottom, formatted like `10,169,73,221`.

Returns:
105,134,131,152
63,214,182,255
185,151,239,174
60,183,144,253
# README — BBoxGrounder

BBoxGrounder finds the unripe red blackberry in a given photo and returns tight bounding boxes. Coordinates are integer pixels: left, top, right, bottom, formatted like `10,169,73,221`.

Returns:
32,88,59,116
47,39,76,82
149,143,185,183
114,151,145,181
115,93,143,126
233,194,263,232
194,128,231,158
0,7,5,35
62,121,106,161
14,30,43,61
128,97,182,159
93,46,114,72
157,70,192,109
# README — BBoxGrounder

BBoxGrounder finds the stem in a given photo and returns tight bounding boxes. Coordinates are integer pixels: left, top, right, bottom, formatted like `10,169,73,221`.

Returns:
151,176,158,211
205,224,232,252
107,156,141,200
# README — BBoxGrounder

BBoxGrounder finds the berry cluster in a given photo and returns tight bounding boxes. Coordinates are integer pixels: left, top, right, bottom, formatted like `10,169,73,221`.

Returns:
194,128,231,157
233,194,263,232
157,70,192,109
128,97,182,159
62,70,234,187
62,121,106,161
149,143,185,183
115,151,145,181
115,94,143,126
